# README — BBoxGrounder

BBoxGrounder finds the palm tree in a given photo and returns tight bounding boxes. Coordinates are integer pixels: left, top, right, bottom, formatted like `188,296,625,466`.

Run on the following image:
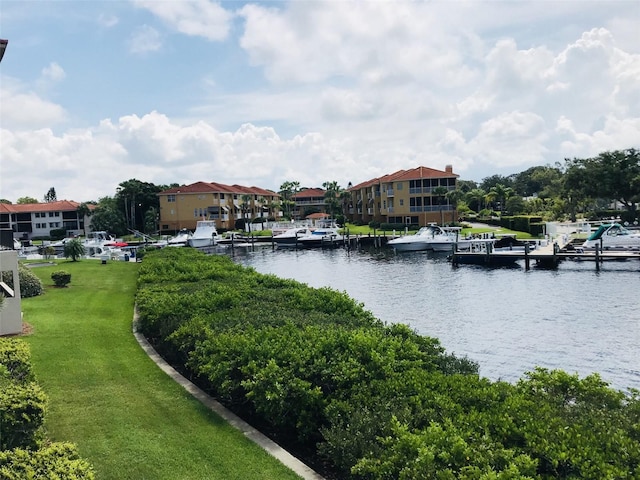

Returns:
432,186,449,225
445,189,465,222
465,188,486,213
63,238,85,262
322,181,341,219
240,194,252,231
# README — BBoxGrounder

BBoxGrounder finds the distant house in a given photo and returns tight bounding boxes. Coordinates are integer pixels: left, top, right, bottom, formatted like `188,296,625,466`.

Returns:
347,165,459,227
0,200,91,240
157,181,281,233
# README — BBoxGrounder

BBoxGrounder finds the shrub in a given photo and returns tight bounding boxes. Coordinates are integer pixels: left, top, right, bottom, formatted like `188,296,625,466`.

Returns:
0,265,44,298
0,443,95,479
51,271,71,287
0,339,35,383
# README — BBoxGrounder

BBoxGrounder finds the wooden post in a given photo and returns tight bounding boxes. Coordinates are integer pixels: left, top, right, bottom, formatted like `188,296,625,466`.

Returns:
595,244,600,271
524,242,530,270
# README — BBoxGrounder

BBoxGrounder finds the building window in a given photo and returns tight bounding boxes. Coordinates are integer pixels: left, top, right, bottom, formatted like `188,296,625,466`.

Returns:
220,193,225,199
396,183,403,190
399,199,404,206
167,195,176,202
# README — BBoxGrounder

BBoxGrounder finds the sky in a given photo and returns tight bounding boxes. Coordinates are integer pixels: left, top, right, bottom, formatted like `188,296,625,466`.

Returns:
0,0,639,204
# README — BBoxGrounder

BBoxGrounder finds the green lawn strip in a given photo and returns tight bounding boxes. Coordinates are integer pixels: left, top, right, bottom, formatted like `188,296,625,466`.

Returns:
21,260,302,480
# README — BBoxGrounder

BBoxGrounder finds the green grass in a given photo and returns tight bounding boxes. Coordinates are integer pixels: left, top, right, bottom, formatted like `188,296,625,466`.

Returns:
20,259,302,480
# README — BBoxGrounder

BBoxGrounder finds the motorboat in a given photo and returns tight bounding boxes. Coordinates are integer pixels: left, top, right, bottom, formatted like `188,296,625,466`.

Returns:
167,228,192,247
388,224,468,252
296,227,344,248
273,227,315,247
187,221,220,248
582,223,640,250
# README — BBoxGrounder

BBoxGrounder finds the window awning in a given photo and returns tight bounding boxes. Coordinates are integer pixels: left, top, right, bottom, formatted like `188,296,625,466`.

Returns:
222,206,229,212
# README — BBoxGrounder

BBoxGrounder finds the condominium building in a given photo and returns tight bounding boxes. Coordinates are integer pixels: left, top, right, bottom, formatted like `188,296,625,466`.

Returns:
347,165,459,226
0,200,91,240
157,181,281,233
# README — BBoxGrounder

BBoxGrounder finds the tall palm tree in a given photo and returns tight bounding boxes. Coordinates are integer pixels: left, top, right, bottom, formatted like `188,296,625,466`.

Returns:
432,186,449,225
465,188,486,213
322,181,341,219
240,194,252,232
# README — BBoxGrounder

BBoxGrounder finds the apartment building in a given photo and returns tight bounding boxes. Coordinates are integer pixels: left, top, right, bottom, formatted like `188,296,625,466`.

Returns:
0,200,90,240
291,188,328,219
157,181,281,233
347,165,459,227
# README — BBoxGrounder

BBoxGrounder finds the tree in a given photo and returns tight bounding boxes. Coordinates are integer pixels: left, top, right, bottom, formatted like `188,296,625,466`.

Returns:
116,179,163,232
90,197,127,235
445,189,465,220
44,187,57,203
279,181,301,219
432,186,449,225
480,174,513,192
488,184,514,213
565,148,640,219
17,197,38,204
63,239,85,262
240,194,252,232
0,199,11,204
465,188,486,213
322,181,341,219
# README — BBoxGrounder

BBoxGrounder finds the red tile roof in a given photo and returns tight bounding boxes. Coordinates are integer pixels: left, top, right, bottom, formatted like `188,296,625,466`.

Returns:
159,182,279,197
293,188,325,199
348,166,457,190
0,200,87,213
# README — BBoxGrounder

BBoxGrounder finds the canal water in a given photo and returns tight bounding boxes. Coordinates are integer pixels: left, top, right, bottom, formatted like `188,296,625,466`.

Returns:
226,245,640,393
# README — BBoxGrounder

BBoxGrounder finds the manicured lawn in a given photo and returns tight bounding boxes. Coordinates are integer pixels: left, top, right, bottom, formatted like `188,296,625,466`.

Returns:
20,259,302,480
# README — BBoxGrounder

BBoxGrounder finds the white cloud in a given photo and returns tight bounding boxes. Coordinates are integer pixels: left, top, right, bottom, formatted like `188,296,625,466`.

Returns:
41,62,66,82
0,79,67,130
98,13,119,28
133,0,232,41
129,24,162,54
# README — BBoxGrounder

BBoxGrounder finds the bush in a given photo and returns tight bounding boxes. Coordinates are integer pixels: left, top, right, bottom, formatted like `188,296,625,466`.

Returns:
51,271,71,287
49,228,67,240
0,264,44,298
0,339,35,383
0,443,95,480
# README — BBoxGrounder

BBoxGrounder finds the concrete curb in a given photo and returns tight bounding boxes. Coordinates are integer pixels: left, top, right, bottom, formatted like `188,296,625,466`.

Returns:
132,312,325,480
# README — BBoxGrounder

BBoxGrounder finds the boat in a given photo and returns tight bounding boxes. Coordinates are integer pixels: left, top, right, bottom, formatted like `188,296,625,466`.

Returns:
167,228,192,247
187,221,220,248
582,223,640,250
273,227,315,247
492,235,536,252
296,227,344,248
388,224,469,252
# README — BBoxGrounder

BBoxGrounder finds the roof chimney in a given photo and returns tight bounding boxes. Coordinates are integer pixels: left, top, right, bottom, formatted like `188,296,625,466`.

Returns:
445,165,453,173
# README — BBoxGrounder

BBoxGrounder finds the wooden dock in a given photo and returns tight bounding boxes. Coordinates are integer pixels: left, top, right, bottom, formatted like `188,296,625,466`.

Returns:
450,237,640,269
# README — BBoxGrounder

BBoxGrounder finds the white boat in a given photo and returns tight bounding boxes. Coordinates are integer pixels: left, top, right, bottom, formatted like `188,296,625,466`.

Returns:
388,224,468,252
582,223,640,250
273,227,315,247
167,228,192,247
297,227,344,248
187,221,220,248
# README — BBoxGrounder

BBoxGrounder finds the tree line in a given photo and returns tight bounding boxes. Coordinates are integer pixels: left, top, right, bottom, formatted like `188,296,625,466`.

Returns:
2,149,637,235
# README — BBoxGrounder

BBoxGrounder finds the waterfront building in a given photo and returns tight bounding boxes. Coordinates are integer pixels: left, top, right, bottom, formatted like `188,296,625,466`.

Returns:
0,200,91,241
347,165,459,227
157,182,280,233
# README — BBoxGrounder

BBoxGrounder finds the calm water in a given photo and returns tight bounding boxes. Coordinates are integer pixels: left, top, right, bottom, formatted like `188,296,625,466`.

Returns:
227,246,640,392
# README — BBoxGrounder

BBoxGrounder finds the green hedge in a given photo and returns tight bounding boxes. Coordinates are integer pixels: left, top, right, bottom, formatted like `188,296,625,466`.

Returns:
135,248,640,479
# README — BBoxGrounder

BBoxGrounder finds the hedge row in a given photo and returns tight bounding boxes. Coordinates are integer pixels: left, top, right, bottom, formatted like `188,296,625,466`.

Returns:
0,338,94,479
136,248,640,479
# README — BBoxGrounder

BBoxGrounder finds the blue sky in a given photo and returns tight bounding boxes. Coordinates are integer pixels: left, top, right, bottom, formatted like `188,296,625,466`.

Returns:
1,0,639,203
